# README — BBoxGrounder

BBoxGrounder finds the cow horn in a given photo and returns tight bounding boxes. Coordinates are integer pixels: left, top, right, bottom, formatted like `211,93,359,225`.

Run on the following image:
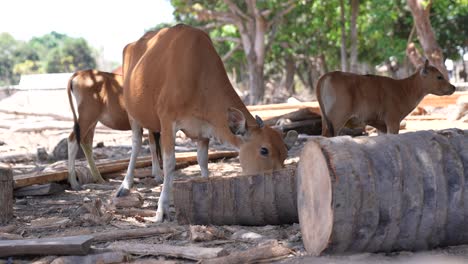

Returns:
255,115,264,128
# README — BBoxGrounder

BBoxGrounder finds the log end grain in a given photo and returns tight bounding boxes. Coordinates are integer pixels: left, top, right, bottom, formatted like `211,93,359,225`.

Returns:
297,141,333,256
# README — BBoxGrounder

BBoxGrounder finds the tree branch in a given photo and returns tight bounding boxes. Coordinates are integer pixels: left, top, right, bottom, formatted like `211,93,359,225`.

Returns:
212,37,241,43
267,0,296,28
222,42,242,62
223,0,251,22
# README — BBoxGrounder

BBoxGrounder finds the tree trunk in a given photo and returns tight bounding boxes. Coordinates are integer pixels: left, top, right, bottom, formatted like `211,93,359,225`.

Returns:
284,54,296,94
298,129,468,256
407,0,448,79
173,168,298,226
0,164,13,224
339,0,348,72
349,0,359,73
247,53,265,105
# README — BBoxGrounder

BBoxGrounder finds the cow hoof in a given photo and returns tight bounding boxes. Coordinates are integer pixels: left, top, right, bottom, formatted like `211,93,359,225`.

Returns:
115,186,130,197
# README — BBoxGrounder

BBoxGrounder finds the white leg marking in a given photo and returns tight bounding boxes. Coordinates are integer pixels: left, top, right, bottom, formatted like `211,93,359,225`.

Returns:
155,125,176,223
67,137,80,189
197,138,209,177
116,121,142,196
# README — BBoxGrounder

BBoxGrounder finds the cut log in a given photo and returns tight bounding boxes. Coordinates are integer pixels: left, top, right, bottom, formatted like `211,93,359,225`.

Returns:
14,150,238,188
92,225,181,242
0,163,13,224
297,129,468,256
200,241,292,264
174,168,297,226
0,235,93,257
14,183,65,197
108,242,226,260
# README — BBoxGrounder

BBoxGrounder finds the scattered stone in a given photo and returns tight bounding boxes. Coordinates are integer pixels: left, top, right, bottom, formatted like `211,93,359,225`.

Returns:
231,230,264,241
36,147,49,162
96,142,105,148
52,138,84,161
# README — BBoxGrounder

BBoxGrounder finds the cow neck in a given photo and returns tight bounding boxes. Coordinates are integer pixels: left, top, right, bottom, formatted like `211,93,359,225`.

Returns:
398,72,426,113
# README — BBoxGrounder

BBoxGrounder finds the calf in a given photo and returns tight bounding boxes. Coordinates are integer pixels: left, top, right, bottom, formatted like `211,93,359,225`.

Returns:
67,70,162,190
118,24,298,222
316,60,456,136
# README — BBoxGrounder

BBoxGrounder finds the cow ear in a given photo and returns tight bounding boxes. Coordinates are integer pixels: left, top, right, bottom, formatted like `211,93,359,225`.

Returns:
284,130,298,150
228,107,247,136
255,115,264,128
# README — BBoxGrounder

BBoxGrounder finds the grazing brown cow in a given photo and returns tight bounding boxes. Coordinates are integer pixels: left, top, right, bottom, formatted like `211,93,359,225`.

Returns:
118,24,298,222
67,70,162,190
316,60,456,137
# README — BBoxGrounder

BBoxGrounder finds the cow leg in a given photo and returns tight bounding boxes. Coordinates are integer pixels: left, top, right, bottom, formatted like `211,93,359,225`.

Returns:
386,121,400,134
67,108,100,189
148,131,163,184
197,138,210,177
370,122,387,135
116,120,143,197
155,122,176,223
67,132,81,190
327,112,352,137
80,123,105,184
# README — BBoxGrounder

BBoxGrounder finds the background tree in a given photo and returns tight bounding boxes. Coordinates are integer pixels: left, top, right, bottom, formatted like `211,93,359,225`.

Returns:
172,0,296,104
407,0,448,78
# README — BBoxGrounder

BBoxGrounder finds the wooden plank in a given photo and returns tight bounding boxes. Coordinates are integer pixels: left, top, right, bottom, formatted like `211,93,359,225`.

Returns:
418,91,468,108
108,242,226,260
0,235,93,257
13,150,238,188
14,183,65,197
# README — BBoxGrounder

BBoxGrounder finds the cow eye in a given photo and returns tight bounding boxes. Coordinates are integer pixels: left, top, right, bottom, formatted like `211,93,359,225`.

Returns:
437,75,443,80
260,147,269,156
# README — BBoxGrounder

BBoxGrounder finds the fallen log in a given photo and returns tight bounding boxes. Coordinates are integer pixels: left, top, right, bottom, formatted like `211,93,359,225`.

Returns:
200,241,292,264
174,167,298,225
50,252,128,264
297,129,468,256
14,183,65,197
92,225,181,242
108,242,226,260
13,150,238,188
0,164,13,224
0,235,94,257
263,108,321,126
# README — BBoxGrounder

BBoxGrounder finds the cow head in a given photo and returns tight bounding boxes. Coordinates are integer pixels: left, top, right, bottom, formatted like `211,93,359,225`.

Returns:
228,107,298,174
419,59,456,96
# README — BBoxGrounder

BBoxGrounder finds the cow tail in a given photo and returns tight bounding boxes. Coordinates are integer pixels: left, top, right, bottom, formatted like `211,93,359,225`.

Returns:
67,73,81,144
316,76,335,137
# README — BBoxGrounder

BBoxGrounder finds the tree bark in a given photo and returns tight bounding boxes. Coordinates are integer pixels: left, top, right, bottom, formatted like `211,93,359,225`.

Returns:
173,168,298,226
339,0,348,72
349,0,360,73
407,0,448,79
0,164,13,224
284,54,296,94
297,129,468,256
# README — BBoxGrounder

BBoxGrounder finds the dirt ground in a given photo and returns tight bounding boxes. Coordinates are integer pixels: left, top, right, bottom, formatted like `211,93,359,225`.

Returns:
1,90,468,263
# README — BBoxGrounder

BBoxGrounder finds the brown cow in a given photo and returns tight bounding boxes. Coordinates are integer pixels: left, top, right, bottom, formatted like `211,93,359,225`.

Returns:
67,70,162,190
316,60,456,137
118,24,298,222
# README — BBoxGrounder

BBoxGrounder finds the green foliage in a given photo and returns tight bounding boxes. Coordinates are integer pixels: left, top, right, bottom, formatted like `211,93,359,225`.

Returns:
0,32,97,85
